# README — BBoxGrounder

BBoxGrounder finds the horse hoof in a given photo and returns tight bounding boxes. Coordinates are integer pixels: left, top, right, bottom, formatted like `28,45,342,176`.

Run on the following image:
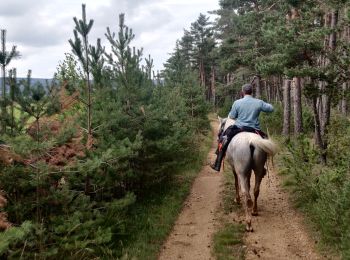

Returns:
245,226,254,232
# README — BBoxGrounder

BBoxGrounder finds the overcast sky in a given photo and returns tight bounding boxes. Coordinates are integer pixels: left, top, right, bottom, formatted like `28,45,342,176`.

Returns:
0,0,219,78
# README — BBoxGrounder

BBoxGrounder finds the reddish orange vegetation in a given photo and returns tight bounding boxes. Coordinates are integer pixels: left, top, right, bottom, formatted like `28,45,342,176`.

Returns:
25,116,86,167
0,84,87,231
45,140,86,166
0,191,11,230
40,83,90,165
0,145,23,165
1,83,87,168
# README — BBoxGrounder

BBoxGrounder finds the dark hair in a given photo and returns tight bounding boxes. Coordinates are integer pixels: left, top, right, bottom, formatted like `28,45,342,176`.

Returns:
242,84,253,95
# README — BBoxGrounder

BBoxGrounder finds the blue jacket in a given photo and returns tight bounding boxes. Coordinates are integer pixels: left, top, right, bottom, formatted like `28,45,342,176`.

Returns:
228,95,273,130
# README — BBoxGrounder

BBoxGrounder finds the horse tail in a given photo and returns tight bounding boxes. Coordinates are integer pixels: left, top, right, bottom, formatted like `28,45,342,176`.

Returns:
248,135,278,156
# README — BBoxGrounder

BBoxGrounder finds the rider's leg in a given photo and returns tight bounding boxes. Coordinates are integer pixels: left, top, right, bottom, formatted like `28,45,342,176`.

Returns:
210,135,228,171
211,126,240,172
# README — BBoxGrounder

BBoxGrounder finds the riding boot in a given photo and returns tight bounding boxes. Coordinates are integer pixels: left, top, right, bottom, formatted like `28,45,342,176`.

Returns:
215,146,219,155
215,134,224,155
210,149,225,172
211,136,228,172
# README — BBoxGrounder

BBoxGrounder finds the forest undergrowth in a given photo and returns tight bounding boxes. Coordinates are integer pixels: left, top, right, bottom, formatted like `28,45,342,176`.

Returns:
263,106,350,259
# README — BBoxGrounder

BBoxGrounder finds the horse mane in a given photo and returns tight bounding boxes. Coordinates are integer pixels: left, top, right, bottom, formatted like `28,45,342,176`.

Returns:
223,117,235,132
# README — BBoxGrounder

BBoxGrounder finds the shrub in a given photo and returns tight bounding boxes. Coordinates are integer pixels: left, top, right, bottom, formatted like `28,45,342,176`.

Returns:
279,115,350,257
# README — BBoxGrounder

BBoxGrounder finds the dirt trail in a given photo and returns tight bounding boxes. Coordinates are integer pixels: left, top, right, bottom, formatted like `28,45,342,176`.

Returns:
159,119,323,260
158,120,223,260
242,171,324,259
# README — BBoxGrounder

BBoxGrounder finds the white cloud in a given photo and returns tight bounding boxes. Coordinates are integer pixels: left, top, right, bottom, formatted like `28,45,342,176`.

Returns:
0,0,219,78
0,0,46,16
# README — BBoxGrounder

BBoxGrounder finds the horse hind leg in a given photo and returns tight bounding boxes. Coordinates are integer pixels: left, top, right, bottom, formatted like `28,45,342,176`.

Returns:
252,167,265,216
244,193,254,232
233,170,240,204
239,175,253,232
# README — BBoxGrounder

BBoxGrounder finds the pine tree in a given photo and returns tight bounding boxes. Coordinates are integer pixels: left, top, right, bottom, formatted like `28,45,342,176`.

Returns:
89,38,105,87
283,79,291,136
190,14,216,101
293,77,303,134
105,13,149,113
56,53,83,93
8,68,17,136
68,4,94,147
0,29,20,133
16,72,61,142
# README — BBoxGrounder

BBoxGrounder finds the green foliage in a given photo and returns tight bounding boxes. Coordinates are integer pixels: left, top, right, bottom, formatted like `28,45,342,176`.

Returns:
213,224,245,260
279,115,350,257
164,13,216,102
56,53,83,93
0,157,138,258
69,4,94,74
260,102,283,135
0,221,32,254
3,134,54,158
301,106,315,134
55,124,77,146
259,102,314,136
16,79,61,122
89,39,105,86
217,96,233,118
0,29,20,136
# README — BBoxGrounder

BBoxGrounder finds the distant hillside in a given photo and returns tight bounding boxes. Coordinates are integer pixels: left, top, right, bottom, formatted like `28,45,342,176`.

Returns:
0,78,53,86
0,78,55,95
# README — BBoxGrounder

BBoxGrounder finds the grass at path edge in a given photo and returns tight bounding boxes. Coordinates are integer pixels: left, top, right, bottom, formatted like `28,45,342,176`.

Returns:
120,118,214,259
212,164,245,260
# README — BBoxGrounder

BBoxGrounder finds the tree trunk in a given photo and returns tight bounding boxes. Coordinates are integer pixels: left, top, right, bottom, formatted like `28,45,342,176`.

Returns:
283,79,291,136
1,30,5,133
277,75,283,103
1,64,5,133
341,82,347,115
321,10,338,161
10,68,16,136
255,75,261,99
312,95,326,164
340,21,350,115
190,95,194,118
273,76,278,102
211,66,216,106
1,65,5,102
199,60,205,87
1,30,5,100
293,77,303,134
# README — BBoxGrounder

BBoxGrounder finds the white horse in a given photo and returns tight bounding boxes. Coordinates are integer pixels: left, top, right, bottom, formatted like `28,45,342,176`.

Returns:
218,117,278,231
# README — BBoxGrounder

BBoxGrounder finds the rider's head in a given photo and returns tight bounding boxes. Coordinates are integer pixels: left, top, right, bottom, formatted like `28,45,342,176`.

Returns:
242,84,253,95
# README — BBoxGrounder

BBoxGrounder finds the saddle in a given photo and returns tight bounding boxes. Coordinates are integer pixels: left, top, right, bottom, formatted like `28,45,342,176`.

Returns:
238,126,267,139
222,125,267,141
216,126,267,155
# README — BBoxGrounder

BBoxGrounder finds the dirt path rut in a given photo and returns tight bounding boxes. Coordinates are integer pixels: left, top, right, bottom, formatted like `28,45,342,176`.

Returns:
159,119,323,260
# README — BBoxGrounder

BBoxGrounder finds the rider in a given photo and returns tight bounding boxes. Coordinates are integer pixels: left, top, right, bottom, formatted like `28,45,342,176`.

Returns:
210,83,274,172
